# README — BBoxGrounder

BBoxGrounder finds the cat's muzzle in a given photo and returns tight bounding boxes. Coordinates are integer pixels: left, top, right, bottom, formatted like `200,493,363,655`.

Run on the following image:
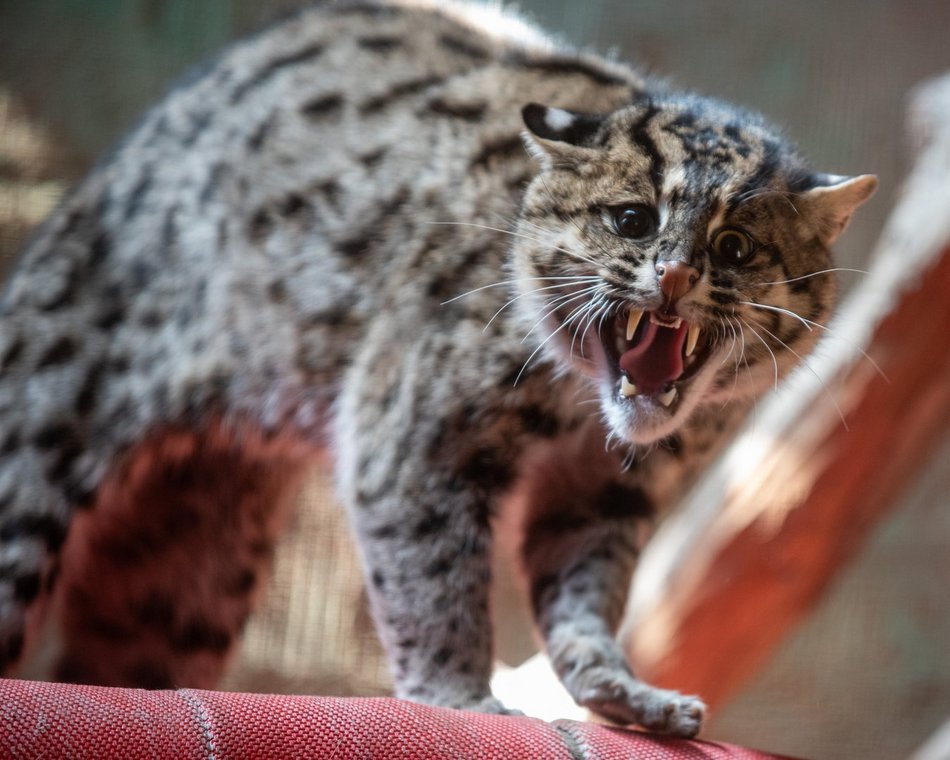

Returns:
604,309,711,410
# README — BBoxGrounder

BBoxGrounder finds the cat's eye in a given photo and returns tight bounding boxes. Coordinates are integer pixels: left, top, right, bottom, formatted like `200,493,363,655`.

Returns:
610,205,657,240
711,228,756,264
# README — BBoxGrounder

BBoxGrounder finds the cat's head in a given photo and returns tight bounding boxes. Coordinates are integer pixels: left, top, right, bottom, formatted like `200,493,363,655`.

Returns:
513,93,876,444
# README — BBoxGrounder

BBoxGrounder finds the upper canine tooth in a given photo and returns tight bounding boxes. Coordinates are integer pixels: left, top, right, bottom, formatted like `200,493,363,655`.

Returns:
657,387,677,407
626,309,644,341
621,376,639,397
686,324,701,357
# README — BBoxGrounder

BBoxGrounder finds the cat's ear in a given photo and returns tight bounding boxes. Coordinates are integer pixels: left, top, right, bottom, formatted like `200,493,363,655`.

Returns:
799,173,878,246
521,103,606,169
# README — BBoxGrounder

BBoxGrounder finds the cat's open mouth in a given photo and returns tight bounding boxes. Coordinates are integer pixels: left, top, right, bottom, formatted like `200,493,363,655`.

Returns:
602,309,711,409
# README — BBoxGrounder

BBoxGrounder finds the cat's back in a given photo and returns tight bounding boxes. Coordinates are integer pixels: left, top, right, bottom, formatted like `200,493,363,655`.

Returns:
5,0,641,301
0,1,641,435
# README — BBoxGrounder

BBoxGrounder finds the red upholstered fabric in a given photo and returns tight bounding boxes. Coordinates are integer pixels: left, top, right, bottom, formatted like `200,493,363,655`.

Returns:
0,678,797,759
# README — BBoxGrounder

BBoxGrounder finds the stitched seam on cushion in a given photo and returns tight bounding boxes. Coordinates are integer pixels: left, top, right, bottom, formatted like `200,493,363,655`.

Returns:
178,689,218,760
553,723,588,760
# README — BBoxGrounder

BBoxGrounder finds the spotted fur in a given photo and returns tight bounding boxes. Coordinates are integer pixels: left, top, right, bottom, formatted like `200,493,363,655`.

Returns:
0,0,874,737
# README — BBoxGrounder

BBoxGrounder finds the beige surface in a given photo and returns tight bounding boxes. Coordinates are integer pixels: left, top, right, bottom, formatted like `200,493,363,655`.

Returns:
221,469,391,697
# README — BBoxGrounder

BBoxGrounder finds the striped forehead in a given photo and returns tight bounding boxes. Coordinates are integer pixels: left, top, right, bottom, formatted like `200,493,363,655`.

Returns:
650,116,773,228
659,164,746,221
655,158,738,230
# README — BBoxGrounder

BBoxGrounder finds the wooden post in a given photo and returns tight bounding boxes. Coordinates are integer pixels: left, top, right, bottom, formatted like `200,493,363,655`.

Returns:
623,73,950,709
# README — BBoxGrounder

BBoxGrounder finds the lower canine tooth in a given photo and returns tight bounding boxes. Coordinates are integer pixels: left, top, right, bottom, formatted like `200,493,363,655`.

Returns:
657,387,677,407
685,324,701,357
621,377,639,397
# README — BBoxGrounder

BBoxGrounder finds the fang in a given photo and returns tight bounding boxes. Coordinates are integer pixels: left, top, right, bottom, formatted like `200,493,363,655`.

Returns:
686,324,701,357
621,376,639,397
657,387,677,407
626,309,644,341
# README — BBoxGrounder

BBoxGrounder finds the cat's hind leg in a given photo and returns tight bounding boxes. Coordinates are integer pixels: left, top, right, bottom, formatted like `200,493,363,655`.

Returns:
51,422,312,689
0,443,74,676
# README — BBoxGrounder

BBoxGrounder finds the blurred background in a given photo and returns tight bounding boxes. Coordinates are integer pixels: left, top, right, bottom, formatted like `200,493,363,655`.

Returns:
1,2,948,758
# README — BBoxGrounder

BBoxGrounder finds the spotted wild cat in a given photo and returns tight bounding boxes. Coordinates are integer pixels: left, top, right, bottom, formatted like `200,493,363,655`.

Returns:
0,0,875,737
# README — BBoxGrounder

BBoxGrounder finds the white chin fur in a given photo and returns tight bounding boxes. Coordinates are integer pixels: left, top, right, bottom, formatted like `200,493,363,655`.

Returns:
601,385,693,444
598,349,726,444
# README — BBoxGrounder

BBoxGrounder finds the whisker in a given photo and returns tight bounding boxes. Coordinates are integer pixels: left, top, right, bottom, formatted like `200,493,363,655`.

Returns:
521,286,602,343
734,318,750,403
738,316,779,391
514,301,590,385
576,296,615,361
482,279,601,330
717,320,740,369
730,316,760,427
533,178,605,268
429,220,601,269
750,267,868,288
620,446,637,472
571,294,606,360
440,275,598,306
742,314,850,430
738,300,813,332
724,317,746,402
740,298,888,382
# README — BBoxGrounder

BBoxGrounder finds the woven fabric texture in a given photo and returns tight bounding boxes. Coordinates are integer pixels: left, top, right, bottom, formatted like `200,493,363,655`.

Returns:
0,678,797,759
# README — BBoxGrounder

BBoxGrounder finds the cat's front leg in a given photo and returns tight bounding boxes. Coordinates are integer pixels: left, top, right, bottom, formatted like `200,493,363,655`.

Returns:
522,471,705,737
339,448,511,712
335,361,518,714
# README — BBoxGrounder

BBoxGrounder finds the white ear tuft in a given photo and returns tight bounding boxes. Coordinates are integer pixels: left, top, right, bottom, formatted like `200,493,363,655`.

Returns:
801,174,878,246
542,106,577,132
521,102,606,145
520,102,607,170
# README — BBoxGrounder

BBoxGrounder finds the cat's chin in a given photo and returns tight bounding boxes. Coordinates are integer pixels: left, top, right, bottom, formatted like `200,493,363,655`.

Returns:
597,354,724,445
600,384,698,444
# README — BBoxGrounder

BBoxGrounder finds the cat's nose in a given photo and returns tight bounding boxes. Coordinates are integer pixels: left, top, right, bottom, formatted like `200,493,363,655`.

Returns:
656,260,700,302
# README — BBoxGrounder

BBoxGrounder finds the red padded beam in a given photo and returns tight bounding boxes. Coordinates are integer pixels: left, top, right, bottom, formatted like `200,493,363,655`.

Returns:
0,678,796,759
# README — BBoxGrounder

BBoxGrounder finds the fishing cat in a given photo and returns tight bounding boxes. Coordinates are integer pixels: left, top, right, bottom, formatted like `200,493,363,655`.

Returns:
0,0,875,737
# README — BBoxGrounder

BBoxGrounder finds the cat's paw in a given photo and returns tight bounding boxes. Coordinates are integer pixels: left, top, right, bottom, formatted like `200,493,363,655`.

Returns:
406,687,524,716
464,694,525,716
576,672,705,738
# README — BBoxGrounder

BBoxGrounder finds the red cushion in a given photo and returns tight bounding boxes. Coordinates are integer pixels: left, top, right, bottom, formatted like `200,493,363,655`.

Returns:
0,678,797,758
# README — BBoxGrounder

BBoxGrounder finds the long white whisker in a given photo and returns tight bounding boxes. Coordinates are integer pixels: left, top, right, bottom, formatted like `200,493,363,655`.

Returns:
482,279,601,331
730,316,759,428
522,286,603,343
571,294,606,360
718,320,740,368
739,316,780,391
567,298,605,360
533,179,605,269
737,317,749,376
721,317,743,406
726,317,745,392
803,322,889,383
440,275,598,305
742,314,850,430
739,300,813,332
575,295,614,360
740,299,889,382
429,220,601,268
514,302,590,385
750,267,868,287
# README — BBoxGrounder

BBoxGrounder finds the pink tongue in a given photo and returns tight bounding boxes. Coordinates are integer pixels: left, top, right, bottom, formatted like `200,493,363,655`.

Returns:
619,320,688,395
